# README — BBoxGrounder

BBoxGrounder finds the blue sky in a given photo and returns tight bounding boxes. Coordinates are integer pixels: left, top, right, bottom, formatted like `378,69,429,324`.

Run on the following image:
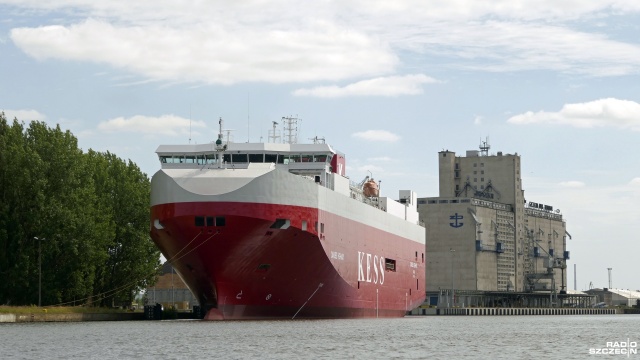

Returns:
1,1,639,291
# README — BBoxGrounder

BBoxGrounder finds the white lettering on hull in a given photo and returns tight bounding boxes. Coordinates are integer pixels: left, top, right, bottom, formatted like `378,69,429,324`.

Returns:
358,251,385,285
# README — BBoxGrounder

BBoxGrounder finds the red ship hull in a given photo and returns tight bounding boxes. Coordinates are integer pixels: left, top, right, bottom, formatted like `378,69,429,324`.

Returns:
150,201,425,320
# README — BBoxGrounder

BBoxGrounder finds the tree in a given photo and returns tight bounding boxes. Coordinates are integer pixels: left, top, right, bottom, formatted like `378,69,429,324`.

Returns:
0,113,159,306
89,151,160,306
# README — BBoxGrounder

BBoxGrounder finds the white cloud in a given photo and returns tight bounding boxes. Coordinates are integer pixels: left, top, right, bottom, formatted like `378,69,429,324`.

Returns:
10,18,397,85
351,130,401,142
2,109,46,121
97,114,206,136
5,1,640,85
630,178,640,186
559,181,586,188
292,74,438,98
507,98,640,131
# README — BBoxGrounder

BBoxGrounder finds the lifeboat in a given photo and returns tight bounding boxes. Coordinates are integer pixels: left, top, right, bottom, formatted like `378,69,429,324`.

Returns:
363,179,379,197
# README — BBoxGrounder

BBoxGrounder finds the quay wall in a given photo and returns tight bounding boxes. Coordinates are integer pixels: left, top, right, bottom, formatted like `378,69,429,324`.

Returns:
436,308,618,316
0,312,144,323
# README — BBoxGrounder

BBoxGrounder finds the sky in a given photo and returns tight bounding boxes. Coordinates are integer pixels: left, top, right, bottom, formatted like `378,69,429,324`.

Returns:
1,1,639,292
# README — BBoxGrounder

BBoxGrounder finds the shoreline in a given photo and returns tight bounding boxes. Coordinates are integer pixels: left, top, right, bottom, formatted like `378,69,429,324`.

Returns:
0,312,144,323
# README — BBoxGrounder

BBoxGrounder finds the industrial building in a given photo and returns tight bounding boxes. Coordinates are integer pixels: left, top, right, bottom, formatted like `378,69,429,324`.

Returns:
417,141,574,308
585,288,640,307
145,262,199,310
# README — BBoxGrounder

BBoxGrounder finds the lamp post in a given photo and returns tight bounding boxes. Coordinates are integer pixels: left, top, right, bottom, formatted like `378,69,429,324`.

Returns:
34,237,46,307
450,248,455,308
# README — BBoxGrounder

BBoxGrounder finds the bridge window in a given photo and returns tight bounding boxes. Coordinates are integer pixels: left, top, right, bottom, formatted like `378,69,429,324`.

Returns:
223,154,231,163
185,156,196,164
284,155,300,164
232,154,248,163
265,154,278,163
315,155,328,163
195,216,205,227
301,155,313,162
249,154,264,162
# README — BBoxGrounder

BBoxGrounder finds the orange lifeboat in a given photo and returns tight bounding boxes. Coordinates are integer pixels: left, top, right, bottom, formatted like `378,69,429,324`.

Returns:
363,179,379,197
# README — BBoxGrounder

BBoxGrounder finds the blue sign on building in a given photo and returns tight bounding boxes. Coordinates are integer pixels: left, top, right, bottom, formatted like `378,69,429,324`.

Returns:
449,213,463,228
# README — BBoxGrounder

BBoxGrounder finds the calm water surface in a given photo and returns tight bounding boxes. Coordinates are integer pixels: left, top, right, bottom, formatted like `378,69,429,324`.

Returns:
2,315,639,359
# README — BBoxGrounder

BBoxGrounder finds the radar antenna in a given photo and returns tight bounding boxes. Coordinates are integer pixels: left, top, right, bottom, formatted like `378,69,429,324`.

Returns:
268,121,281,143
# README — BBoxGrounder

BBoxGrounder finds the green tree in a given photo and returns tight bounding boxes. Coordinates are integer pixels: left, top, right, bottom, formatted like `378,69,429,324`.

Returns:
88,151,160,307
0,113,159,306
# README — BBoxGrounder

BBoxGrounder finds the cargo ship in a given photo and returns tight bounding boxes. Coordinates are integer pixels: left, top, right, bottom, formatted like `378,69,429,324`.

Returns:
149,117,426,320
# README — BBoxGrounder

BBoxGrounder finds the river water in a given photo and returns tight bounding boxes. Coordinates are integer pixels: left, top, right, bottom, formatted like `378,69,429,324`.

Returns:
2,315,639,359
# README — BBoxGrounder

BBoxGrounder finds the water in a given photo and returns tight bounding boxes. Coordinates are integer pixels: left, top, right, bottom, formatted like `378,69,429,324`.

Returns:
2,315,639,359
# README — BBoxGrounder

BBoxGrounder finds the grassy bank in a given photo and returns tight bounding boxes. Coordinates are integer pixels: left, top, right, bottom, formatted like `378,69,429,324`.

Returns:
0,306,136,315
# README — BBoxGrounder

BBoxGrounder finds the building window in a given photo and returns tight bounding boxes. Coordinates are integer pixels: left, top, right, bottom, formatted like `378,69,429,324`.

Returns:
481,170,484,174
481,177,484,182
474,163,477,167
480,163,484,167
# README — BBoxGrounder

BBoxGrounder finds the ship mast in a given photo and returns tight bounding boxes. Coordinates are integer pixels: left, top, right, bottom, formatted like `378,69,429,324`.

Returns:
268,121,281,143
281,116,301,144
215,117,227,168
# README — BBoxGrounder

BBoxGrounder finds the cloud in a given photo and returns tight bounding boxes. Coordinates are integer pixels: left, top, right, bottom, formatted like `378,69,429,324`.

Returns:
292,74,438,97
559,181,586,188
351,130,401,142
97,114,206,136
474,115,483,125
507,98,640,131
2,109,47,121
630,178,640,186
6,1,640,83
10,18,397,85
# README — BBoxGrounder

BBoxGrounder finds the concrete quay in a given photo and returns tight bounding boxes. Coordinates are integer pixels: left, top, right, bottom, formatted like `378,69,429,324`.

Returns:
0,312,144,323
439,307,617,316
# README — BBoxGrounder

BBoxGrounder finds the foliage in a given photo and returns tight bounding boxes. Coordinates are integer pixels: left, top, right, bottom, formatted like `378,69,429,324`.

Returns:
0,113,160,306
